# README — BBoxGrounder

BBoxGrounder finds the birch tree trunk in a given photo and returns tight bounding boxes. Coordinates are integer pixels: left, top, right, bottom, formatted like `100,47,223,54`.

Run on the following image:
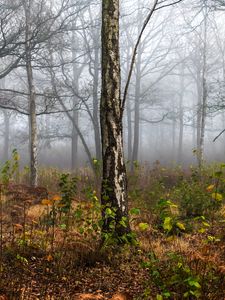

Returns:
24,0,38,187
101,0,130,237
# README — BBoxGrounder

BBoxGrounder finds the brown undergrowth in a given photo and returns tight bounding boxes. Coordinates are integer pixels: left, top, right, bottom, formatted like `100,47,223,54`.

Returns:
0,164,224,299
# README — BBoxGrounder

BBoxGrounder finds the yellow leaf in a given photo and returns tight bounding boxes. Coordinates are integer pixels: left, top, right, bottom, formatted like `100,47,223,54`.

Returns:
167,235,176,241
211,192,223,201
206,184,215,192
93,196,98,201
41,199,52,205
176,222,185,231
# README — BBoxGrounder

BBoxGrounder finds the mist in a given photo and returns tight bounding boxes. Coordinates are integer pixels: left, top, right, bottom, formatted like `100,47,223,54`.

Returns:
0,0,225,172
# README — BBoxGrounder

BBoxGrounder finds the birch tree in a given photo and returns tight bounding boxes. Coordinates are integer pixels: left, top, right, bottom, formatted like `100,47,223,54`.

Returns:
101,0,184,238
101,0,131,237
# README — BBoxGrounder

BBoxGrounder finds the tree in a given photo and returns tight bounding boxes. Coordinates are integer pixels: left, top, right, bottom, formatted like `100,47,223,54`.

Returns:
0,0,90,184
101,0,130,237
100,0,184,239
23,0,38,187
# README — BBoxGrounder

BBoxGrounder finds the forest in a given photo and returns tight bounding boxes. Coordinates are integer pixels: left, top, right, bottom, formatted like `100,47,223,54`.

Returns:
0,0,225,299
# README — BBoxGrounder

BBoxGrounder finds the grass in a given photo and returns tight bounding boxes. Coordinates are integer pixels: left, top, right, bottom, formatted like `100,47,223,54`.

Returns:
0,162,224,299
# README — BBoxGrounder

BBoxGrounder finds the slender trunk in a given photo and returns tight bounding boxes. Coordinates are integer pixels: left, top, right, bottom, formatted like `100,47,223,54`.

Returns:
71,31,79,170
199,77,207,168
131,52,141,172
160,123,164,162
192,99,196,149
198,10,208,169
24,0,38,187
196,73,202,151
178,66,184,164
101,0,130,237
171,101,176,161
126,97,132,163
93,45,101,160
71,108,78,170
3,111,10,162
125,47,132,165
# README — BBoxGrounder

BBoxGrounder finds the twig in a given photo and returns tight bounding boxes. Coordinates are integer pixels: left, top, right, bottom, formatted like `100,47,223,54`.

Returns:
213,129,225,142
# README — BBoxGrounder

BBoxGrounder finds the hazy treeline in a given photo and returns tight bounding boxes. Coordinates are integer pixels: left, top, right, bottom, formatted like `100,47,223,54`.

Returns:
0,0,225,173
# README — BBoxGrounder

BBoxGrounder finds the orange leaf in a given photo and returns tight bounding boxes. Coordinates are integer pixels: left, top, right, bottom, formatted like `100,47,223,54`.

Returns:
46,254,53,262
52,195,61,201
41,199,52,205
206,184,215,192
14,224,23,229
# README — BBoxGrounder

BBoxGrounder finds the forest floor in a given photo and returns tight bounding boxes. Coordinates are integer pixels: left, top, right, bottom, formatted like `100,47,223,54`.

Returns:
0,163,225,299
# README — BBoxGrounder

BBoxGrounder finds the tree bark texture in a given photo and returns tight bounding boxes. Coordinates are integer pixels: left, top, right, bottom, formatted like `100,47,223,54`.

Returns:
101,0,130,236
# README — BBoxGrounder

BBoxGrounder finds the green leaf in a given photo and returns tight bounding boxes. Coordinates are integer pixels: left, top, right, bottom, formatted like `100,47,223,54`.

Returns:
105,208,113,216
74,209,82,219
59,224,67,230
119,219,127,228
162,291,171,298
79,227,84,234
156,295,163,300
214,171,223,178
187,279,201,288
129,208,141,215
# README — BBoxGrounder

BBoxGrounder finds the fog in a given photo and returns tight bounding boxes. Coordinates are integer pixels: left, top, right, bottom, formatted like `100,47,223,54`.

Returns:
0,0,225,172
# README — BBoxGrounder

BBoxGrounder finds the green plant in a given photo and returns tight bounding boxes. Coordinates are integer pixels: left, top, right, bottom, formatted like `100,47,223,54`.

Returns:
155,199,185,235
142,251,202,299
172,164,225,218
0,149,20,272
16,254,28,265
58,173,77,214
100,205,137,247
73,189,102,239
0,149,20,185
